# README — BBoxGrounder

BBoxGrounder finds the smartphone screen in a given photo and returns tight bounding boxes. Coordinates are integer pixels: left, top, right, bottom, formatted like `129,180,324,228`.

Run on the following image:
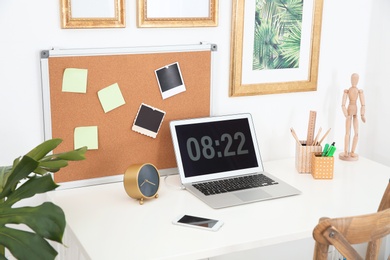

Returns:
177,215,219,229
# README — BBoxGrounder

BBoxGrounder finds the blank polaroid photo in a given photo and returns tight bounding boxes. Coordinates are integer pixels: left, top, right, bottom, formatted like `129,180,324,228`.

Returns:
155,62,186,99
132,103,166,138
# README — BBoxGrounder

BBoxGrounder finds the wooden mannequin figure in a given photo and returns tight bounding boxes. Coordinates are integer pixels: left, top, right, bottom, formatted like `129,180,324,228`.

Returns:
339,73,366,161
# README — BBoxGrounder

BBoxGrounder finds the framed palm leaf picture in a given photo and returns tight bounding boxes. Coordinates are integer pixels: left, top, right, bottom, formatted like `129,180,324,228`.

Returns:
230,0,324,96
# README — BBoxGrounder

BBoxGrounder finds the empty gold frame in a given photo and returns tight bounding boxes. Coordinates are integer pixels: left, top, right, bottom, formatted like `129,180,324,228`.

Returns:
137,0,218,28
61,0,125,29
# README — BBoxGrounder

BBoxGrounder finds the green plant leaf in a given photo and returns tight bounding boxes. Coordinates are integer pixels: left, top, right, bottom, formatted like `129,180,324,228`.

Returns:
0,156,38,200
26,138,62,161
4,175,59,207
0,202,65,243
0,138,86,259
38,160,69,170
41,146,87,161
0,225,58,260
34,146,87,175
0,166,12,194
12,156,21,167
26,139,62,161
32,167,50,175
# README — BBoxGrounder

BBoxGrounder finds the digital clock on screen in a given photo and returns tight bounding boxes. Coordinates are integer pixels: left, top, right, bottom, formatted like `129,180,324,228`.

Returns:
185,132,249,161
175,118,258,177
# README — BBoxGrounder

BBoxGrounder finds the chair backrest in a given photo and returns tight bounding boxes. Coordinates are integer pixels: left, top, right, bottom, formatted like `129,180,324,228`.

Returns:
313,179,390,260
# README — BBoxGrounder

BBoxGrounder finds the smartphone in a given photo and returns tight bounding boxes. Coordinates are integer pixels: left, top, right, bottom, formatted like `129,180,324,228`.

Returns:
172,214,224,231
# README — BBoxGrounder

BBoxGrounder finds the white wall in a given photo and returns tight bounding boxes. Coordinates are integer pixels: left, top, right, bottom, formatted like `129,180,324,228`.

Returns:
0,0,382,167
361,0,390,166
1,1,389,259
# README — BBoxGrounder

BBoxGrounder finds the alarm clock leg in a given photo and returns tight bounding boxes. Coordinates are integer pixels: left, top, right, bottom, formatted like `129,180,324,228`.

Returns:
155,194,159,199
139,198,144,205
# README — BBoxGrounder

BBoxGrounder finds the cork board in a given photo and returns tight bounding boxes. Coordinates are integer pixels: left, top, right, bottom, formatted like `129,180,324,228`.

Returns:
41,45,213,183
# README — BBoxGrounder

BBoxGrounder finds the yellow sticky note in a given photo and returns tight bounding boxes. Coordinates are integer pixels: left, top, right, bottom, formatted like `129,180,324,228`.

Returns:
97,83,126,113
62,68,88,93
74,126,98,150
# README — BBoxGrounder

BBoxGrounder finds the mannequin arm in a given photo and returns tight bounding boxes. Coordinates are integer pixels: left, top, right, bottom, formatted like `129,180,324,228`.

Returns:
359,90,366,123
341,90,348,117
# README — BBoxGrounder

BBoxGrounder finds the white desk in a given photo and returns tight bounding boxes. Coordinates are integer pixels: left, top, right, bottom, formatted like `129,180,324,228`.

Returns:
48,157,390,260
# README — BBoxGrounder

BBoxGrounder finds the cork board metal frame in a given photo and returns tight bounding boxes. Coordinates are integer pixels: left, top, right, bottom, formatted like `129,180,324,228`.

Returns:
40,43,216,189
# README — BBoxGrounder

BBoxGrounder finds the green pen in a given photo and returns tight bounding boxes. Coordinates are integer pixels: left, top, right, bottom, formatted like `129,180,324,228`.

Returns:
326,146,336,157
325,142,336,157
322,143,329,156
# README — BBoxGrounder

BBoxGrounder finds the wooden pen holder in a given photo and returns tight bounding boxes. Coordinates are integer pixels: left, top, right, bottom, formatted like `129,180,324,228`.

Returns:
311,153,334,179
295,141,322,173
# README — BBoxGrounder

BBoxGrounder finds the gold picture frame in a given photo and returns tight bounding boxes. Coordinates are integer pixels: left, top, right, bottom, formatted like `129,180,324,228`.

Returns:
230,0,324,96
61,0,125,29
137,0,218,28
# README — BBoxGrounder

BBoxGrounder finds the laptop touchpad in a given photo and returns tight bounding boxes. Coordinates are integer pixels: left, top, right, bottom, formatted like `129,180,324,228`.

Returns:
234,189,272,202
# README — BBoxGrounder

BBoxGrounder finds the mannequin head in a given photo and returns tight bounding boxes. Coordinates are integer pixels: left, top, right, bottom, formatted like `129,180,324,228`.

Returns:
351,73,359,86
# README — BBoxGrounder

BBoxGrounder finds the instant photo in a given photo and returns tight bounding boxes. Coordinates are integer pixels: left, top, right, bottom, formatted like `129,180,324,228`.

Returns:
155,62,186,99
132,103,166,138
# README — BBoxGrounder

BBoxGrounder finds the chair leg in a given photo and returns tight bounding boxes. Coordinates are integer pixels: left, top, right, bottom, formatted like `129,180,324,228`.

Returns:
313,242,329,260
367,179,390,259
366,240,381,260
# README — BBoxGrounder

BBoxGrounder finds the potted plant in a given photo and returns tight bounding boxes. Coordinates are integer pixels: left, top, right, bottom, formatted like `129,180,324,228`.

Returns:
0,138,87,260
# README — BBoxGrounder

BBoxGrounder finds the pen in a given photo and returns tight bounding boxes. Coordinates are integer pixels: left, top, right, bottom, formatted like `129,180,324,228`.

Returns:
326,146,336,157
325,142,336,157
322,143,329,156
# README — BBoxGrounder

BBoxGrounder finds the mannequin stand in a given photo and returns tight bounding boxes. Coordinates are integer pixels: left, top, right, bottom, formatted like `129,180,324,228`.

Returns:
339,152,359,161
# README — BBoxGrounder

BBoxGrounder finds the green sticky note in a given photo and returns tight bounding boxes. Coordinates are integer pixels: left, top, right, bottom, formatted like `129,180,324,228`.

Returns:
74,126,98,150
62,68,88,93
98,83,126,113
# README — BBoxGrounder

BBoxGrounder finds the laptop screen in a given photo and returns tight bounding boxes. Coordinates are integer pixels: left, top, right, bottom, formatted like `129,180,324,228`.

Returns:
170,114,262,181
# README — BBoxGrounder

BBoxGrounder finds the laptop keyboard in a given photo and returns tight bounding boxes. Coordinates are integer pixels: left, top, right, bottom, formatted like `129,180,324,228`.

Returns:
193,174,279,196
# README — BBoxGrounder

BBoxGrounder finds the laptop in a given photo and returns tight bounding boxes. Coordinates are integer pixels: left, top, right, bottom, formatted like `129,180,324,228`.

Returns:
169,113,301,209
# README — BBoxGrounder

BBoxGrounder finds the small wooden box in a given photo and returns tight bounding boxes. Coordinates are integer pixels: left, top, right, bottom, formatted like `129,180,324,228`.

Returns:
311,153,334,179
295,141,322,173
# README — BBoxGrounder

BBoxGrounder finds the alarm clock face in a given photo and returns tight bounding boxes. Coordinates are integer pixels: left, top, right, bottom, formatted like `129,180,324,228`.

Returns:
138,164,160,197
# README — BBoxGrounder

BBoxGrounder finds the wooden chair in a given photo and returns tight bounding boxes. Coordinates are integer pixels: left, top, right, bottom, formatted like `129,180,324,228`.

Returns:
313,179,390,260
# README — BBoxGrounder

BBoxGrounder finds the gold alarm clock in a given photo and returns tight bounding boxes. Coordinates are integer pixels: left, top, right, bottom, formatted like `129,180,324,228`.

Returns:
123,163,160,205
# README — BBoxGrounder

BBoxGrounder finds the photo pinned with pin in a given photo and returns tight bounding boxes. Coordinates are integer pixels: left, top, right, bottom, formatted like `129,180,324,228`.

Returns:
155,62,186,99
132,103,166,138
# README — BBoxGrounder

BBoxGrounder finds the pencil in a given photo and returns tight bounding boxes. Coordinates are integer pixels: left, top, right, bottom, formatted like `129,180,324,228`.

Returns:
318,128,331,145
290,128,301,146
312,127,322,146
